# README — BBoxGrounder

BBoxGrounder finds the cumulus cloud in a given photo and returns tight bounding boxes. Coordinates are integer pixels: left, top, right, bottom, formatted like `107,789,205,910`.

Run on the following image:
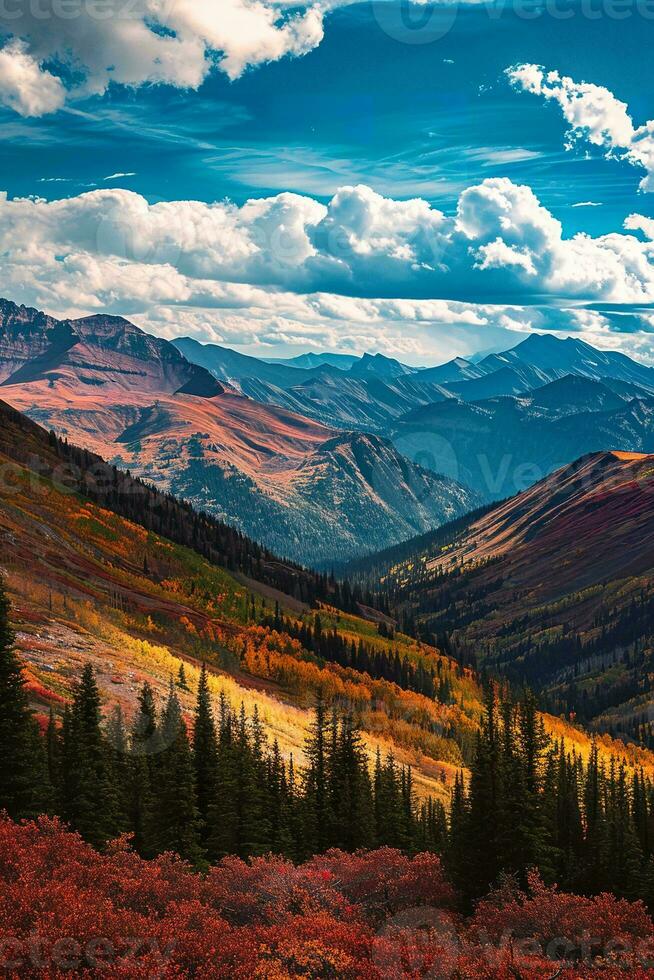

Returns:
0,40,66,116
0,0,330,115
0,178,653,357
507,64,654,192
625,214,654,240
1,179,653,304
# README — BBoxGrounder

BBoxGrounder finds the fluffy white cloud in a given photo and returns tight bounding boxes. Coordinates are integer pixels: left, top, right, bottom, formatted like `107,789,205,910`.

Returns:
0,0,330,115
2,179,654,304
626,214,654,240
0,40,66,116
0,178,653,358
507,64,654,192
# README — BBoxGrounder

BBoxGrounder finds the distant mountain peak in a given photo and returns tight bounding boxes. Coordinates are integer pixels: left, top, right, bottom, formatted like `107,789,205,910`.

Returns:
0,296,218,394
73,313,137,328
349,352,415,379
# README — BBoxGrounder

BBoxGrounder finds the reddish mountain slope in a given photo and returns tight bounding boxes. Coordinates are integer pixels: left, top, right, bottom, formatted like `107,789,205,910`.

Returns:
428,451,654,593
351,451,654,736
0,299,477,564
0,300,219,395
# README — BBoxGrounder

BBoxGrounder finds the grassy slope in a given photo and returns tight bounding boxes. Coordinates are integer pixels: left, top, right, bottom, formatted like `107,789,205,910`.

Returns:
3,439,654,803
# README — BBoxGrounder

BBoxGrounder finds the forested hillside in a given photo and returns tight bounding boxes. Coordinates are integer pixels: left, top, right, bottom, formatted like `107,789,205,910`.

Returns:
347,451,654,745
0,399,485,811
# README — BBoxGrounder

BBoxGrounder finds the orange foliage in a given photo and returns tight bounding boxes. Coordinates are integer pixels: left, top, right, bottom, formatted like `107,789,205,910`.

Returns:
232,626,469,765
21,668,66,705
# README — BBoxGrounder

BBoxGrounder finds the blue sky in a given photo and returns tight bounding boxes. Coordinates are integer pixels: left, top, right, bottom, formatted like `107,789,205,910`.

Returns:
0,2,653,363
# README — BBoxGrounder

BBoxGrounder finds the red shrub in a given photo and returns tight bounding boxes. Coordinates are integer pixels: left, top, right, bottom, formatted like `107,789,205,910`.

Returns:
469,870,654,974
1,818,653,978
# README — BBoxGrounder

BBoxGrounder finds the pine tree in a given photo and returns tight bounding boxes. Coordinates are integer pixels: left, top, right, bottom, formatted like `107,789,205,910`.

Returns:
463,684,504,900
0,581,49,818
207,704,239,858
152,682,203,864
446,771,469,889
192,663,219,849
303,690,332,855
374,751,405,848
104,704,130,831
267,740,294,857
61,663,119,846
128,682,158,856
582,743,611,892
330,712,374,850
234,703,271,857
177,662,189,691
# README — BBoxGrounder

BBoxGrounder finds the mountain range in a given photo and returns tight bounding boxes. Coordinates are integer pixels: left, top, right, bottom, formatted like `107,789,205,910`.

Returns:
176,331,654,426
177,330,654,502
0,299,476,566
392,374,654,499
5,294,654,570
5,295,654,912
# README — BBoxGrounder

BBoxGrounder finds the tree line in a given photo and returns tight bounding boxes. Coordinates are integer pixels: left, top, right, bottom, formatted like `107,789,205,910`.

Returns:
0,582,443,865
5,575,654,911
447,683,654,910
259,604,457,703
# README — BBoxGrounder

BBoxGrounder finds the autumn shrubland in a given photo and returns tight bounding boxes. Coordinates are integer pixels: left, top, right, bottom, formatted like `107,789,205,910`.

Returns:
2,814,654,978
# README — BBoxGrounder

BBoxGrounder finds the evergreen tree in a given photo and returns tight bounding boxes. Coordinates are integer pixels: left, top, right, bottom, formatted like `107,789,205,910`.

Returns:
463,684,504,900
303,689,332,855
192,664,218,847
128,682,159,856
582,743,611,892
177,662,189,691
330,712,374,850
105,704,131,831
267,740,294,857
0,581,49,818
152,682,203,864
61,664,119,846
207,703,240,858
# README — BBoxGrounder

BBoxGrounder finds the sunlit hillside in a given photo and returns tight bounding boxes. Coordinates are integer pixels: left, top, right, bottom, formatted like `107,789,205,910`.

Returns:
3,401,653,807
0,413,476,801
